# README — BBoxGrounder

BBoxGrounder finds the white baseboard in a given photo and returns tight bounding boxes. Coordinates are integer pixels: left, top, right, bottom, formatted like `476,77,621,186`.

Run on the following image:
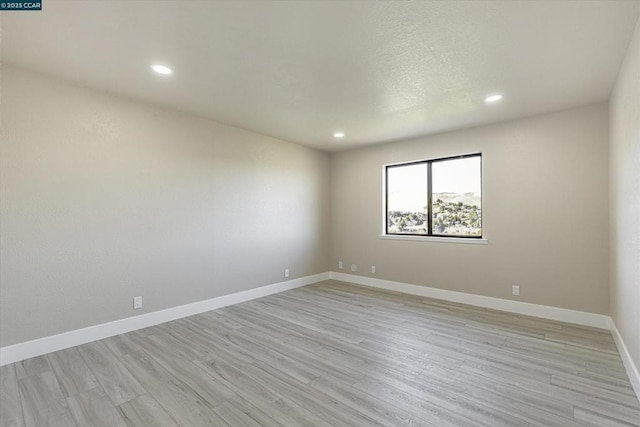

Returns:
329,272,640,404
328,272,611,329
610,319,640,402
4,267,636,405
0,272,330,366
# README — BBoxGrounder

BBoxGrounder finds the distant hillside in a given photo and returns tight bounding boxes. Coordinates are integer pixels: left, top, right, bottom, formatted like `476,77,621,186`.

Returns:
433,192,481,207
388,193,482,236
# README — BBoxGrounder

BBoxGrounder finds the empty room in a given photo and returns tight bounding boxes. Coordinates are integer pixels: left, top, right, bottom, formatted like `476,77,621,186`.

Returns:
1,1,639,426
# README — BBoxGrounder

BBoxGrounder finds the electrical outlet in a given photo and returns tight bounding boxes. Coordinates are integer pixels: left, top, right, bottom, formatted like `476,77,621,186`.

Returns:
338,261,343,269
371,265,376,274
512,285,520,296
284,269,290,278
133,296,143,309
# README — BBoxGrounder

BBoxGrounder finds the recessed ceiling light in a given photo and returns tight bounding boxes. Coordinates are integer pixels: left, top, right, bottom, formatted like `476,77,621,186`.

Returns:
151,64,172,75
485,94,503,103
333,132,345,138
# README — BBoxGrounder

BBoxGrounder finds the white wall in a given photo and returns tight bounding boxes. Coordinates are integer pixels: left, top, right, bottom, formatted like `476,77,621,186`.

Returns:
610,17,640,377
0,64,331,347
331,103,610,314
0,50,630,356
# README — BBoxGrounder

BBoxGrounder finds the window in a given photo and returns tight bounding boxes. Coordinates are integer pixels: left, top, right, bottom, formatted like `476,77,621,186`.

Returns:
385,153,482,238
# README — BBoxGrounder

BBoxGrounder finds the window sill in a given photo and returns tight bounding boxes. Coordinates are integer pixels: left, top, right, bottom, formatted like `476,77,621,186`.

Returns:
378,234,488,245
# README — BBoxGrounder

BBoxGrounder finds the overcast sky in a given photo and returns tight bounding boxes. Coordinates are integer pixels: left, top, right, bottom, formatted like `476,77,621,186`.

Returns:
388,157,481,212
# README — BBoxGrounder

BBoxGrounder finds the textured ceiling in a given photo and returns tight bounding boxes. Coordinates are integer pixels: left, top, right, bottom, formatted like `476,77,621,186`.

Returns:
3,1,639,151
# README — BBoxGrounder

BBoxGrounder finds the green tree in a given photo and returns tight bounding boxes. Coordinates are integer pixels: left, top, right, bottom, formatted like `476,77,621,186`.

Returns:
469,210,479,226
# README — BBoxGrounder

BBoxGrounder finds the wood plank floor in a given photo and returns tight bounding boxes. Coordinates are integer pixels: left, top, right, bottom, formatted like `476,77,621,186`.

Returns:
2,280,639,426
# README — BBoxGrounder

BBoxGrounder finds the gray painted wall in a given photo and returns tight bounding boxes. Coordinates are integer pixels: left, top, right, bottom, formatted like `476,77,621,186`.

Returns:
610,17,640,377
331,103,610,314
1,57,629,352
0,65,331,347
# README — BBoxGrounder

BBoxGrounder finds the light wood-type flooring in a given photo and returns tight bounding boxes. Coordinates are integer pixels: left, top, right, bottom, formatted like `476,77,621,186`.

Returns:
2,280,639,426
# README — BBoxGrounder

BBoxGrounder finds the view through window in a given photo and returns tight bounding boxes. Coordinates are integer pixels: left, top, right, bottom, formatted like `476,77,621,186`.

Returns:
386,154,482,237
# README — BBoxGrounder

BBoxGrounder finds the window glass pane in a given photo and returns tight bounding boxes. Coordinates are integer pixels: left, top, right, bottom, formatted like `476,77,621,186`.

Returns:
431,157,482,236
387,163,428,234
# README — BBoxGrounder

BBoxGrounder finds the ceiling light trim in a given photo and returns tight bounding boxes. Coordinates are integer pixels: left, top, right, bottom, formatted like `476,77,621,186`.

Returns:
485,94,503,103
151,64,173,75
